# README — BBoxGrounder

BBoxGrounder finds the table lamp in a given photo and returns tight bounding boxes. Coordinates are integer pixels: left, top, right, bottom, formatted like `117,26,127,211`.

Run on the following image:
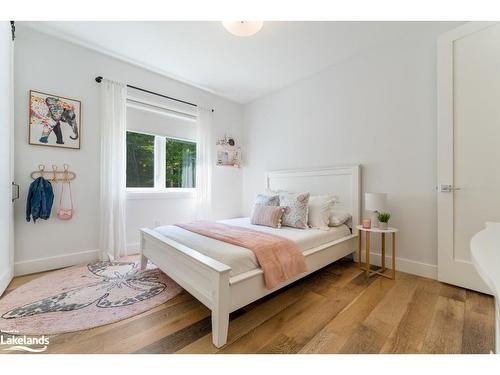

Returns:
365,193,387,228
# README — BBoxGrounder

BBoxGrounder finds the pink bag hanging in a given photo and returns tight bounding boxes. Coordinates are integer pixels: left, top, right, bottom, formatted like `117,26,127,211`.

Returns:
57,172,74,220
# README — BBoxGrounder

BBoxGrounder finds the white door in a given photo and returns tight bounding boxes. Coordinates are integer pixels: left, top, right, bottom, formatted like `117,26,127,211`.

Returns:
0,21,14,296
437,22,500,293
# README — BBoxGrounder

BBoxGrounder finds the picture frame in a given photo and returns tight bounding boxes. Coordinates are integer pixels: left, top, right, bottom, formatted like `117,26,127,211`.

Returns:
216,135,241,167
28,90,82,150
216,144,241,167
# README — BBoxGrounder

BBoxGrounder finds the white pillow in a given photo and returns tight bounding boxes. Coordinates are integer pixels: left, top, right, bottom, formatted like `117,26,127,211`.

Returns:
308,195,336,230
329,212,352,227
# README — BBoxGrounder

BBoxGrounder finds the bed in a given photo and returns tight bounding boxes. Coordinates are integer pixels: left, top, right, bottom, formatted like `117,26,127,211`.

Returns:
139,165,361,347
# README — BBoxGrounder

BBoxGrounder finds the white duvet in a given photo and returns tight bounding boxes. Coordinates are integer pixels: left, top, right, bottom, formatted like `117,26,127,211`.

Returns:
152,217,351,277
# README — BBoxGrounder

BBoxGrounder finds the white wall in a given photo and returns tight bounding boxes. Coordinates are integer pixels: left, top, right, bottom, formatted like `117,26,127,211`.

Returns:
14,25,243,275
242,27,459,278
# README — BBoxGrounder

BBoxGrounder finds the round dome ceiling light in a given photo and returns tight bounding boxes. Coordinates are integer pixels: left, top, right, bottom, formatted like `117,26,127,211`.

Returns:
222,21,263,37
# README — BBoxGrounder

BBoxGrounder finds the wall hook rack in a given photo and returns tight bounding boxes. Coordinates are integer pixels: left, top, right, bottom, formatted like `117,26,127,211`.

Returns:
30,164,76,183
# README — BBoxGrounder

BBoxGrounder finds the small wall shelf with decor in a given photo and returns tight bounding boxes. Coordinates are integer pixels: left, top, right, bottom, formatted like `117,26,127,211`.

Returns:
216,135,241,168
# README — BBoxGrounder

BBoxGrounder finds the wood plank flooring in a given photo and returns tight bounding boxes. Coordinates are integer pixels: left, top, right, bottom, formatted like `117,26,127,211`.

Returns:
0,260,495,354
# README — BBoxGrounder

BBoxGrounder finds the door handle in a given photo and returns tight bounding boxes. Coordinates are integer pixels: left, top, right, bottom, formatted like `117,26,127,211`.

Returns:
11,182,19,202
439,184,461,193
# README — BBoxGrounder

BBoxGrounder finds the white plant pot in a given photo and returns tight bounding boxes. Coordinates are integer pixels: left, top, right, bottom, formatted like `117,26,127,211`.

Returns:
378,222,388,230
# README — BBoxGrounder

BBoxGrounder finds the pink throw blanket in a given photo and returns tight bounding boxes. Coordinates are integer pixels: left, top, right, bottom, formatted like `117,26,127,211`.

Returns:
175,221,307,289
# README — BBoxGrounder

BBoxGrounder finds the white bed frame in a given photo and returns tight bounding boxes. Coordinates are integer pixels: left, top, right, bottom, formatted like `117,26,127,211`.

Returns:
139,165,360,348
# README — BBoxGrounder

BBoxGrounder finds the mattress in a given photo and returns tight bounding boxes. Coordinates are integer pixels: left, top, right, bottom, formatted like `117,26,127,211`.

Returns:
152,217,351,277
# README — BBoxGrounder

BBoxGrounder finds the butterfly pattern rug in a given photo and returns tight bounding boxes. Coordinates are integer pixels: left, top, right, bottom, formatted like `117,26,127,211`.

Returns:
0,256,182,335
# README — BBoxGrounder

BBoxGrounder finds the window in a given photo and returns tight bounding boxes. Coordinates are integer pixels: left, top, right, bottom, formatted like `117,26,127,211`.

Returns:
126,132,155,188
165,138,196,188
126,130,196,190
125,97,197,194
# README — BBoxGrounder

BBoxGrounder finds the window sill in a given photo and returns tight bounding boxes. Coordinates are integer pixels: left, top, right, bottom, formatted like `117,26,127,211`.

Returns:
126,189,196,200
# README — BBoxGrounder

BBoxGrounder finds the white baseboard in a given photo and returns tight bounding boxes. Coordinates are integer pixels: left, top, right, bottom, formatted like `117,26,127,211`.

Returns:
355,251,437,280
12,246,437,280
126,242,140,253
0,269,13,296
14,249,101,276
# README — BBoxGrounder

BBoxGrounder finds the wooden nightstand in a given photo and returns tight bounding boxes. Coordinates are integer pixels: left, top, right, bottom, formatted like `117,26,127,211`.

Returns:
356,225,398,280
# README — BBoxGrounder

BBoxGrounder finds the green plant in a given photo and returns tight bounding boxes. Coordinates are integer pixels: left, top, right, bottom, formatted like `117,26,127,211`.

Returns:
377,212,391,223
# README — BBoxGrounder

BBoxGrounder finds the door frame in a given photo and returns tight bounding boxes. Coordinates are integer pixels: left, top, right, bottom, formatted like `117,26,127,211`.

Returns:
437,21,498,294
0,21,14,296
9,21,14,290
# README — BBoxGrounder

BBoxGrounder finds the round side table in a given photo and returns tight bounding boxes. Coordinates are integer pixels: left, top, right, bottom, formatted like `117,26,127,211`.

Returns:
355,225,399,280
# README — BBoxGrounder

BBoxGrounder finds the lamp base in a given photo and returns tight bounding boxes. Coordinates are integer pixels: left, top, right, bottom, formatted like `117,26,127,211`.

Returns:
370,211,379,228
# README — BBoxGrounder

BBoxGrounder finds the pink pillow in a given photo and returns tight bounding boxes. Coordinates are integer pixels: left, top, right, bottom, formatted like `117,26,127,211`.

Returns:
251,205,285,228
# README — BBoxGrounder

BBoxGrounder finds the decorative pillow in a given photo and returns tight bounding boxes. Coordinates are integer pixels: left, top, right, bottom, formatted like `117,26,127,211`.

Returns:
329,212,352,227
308,195,336,230
251,205,285,228
279,192,310,229
254,193,280,207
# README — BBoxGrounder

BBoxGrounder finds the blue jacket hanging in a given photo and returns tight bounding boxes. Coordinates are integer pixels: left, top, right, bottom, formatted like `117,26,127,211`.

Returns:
26,177,54,223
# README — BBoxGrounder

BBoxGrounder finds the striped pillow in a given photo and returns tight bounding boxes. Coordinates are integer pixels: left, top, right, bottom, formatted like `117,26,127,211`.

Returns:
251,205,285,228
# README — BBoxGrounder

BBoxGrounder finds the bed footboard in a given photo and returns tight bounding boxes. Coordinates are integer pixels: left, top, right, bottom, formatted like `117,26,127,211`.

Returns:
140,228,231,348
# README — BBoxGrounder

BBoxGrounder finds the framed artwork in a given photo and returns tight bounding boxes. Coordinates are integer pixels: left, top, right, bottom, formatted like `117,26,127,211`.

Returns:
29,90,81,149
216,136,241,168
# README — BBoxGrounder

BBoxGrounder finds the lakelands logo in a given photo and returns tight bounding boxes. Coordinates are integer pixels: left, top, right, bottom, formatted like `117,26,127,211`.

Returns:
0,334,49,353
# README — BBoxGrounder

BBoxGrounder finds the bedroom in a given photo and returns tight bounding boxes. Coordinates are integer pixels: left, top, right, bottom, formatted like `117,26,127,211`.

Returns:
1,0,500,371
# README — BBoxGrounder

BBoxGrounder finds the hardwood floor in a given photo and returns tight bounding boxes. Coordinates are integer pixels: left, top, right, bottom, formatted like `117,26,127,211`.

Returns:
0,260,495,354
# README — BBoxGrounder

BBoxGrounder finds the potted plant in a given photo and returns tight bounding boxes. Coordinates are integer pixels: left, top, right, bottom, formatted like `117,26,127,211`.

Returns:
377,212,391,230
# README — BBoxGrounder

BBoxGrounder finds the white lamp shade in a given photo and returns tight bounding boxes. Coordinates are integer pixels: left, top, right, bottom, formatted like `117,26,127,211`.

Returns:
222,21,263,37
365,193,387,212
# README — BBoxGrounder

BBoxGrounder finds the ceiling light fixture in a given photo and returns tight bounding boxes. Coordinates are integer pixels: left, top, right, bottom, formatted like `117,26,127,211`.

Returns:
222,21,263,37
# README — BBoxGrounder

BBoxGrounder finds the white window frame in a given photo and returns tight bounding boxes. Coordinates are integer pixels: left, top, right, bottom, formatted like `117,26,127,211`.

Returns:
126,130,197,200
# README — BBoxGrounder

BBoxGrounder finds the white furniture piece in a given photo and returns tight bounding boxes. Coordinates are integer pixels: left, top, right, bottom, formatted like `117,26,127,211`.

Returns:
139,165,360,347
470,222,500,353
356,225,398,280
364,192,387,228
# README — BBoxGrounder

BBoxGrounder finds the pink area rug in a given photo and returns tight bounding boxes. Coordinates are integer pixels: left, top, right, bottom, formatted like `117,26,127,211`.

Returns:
0,256,182,335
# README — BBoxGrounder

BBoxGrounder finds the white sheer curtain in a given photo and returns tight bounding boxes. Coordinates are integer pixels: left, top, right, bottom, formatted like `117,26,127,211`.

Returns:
99,80,127,260
195,107,214,220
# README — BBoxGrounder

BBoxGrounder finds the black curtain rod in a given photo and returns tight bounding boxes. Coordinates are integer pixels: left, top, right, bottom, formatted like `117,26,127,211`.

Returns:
95,76,214,112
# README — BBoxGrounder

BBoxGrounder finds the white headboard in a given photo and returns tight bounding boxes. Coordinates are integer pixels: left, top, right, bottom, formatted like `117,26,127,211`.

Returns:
267,165,361,233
